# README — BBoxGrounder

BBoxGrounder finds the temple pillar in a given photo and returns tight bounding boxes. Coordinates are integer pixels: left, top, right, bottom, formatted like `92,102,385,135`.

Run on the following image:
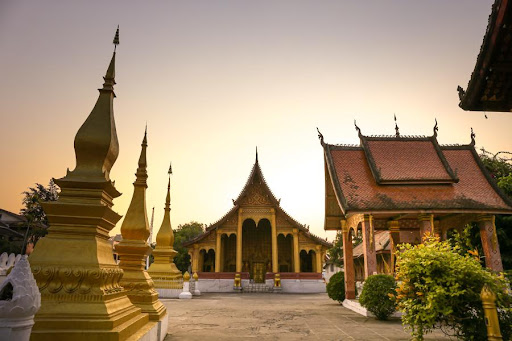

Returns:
271,209,278,273
192,245,199,273
215,232,221,272
434,219,441,239
315,245,322,274
362,215,377,278
293,228,300,273
388,220,400,274
477,215,503,272
418,214,434,241
341,222,355,299
236,209,243,273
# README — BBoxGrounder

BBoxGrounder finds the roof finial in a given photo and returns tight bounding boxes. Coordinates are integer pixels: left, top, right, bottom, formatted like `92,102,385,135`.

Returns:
168,161,173,176
255,146,259,163
316,127,324,145
433,118,438,137
113,25,120,52
470,127,476,146
354,120,362,136
394,114,400,137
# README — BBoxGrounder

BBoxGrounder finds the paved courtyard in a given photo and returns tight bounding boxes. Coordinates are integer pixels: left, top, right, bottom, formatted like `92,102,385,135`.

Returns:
162,293,449,340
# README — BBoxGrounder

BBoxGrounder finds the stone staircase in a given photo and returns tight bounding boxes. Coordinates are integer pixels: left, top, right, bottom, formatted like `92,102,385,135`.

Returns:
242,283,273,293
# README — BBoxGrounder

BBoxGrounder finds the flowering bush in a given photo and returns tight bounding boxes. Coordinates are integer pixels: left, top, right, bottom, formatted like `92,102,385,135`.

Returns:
394,235,512,340
359,274,396,320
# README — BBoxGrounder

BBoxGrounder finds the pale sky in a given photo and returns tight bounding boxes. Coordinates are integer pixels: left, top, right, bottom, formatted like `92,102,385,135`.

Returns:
1,0,510,242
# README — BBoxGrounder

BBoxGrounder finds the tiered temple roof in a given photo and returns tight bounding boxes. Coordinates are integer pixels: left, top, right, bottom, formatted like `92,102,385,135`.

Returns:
321,125,512,219
458,0,512,112
185,154,331,247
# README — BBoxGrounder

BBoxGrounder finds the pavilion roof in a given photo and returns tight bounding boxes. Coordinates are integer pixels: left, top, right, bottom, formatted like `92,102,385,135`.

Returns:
458,0,512,112
184,154,331,247
321,127,512,216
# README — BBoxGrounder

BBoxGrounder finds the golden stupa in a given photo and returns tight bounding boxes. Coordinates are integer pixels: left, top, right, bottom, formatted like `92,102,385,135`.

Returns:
147,167,182,291
29,28,155,340
116,129,167,322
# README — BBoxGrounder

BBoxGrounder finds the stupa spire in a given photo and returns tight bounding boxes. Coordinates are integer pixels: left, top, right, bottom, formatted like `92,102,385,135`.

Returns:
156,166,174,247
148,165,182,290
120,129,150,240
69,27,120,181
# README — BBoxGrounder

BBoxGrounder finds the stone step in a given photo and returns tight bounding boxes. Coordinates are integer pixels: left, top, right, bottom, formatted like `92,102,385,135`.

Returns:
242,283,273,293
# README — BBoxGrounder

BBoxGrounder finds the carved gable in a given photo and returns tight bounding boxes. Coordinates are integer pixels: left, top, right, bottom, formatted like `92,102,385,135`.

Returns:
239,183,273,206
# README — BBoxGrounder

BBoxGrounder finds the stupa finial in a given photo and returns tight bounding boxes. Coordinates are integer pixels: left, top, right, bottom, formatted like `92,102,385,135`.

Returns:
67,26,121,181
135,127,148,186
255,147,259,163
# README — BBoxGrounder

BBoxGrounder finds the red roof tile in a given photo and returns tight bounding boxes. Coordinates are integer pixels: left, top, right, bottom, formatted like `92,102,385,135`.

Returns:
364,139,455,183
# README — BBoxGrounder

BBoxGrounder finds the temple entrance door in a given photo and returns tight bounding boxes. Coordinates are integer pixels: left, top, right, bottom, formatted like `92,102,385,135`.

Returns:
252,262,265,283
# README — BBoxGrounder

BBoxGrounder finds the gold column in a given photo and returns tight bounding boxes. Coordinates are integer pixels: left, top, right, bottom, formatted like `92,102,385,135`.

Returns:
29,29,151,340
271,209,278,273
215,231,222,272
192,245,199,273
147,169,182,288
293,228,300,273
236,209,243,273
116,130,166,321
481,284,503,340
388,220,400,275
315,245,322,274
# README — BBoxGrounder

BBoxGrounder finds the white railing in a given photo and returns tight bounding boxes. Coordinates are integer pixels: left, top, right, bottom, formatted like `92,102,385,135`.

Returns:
0,253,21,275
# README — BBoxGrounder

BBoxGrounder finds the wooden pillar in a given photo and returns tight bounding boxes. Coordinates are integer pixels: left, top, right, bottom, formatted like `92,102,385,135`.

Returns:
215,231,221,272
388,220,400,274
477,214,503,272
362,215,377,278
271,209,278,273
433,219,441,239
342,223,355,299
315,245,322,274
236,209,243,273
293,228,300,273
418,214,434,241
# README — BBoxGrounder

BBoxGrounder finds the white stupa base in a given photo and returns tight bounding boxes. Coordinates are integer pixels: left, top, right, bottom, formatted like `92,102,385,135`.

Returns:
179,291,192,299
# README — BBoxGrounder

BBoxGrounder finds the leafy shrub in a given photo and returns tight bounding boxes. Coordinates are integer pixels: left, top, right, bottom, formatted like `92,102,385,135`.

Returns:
326,271,345,303
359,274,397,320
395,235,512,341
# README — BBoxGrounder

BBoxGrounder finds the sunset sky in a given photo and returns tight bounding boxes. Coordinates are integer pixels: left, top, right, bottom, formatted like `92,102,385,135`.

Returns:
1,0,510,242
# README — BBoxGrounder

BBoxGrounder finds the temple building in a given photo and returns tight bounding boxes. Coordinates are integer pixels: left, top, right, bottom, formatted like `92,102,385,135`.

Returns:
319,123,512,299
184,152,331,293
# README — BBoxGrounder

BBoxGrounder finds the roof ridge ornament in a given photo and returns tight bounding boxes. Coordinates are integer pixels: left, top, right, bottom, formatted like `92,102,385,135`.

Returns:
354,120,362,137
316,127,324,145
394,114,400,138
470,127,476,146
433,118,439,137
255,146,258,163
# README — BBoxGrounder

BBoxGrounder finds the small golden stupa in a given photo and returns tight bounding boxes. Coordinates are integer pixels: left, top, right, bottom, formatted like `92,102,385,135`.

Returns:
147,166,182,291
29,28,153,340
116,129,167,321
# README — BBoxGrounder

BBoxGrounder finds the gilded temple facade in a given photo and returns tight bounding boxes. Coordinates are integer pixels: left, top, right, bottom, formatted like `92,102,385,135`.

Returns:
185,153,331,292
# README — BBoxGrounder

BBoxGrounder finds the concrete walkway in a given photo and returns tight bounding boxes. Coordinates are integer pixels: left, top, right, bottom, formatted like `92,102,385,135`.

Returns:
162,293,449,340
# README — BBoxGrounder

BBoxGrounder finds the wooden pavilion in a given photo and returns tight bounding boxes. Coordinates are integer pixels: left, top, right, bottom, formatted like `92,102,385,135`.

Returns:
184,152,331,292
320,123,512,299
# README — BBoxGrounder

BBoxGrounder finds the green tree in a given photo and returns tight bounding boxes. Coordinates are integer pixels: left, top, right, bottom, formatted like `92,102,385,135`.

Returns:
327,230,362,267
20,180,59,225
173,221,204,273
